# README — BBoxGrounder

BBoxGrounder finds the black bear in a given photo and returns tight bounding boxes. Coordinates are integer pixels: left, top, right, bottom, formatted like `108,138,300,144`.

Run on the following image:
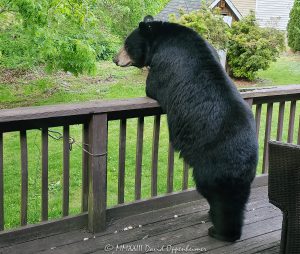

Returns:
114,16,258,242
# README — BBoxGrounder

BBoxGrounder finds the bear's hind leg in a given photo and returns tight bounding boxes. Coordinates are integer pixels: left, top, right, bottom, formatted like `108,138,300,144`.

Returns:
208,182,251,242
193,178,215,219
193,169,216,219
199,188,215,219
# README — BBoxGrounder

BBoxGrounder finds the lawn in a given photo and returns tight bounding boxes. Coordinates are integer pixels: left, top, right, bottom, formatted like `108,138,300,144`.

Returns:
257,54,300,85
0,54,299,229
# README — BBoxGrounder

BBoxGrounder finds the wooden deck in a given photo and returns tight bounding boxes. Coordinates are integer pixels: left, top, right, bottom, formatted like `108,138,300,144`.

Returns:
0,186,282,254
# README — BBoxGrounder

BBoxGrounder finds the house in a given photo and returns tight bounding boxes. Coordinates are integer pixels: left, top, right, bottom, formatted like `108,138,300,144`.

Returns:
233,0,295,31
156,0,242,22
256,0,294,31
156,0,295,31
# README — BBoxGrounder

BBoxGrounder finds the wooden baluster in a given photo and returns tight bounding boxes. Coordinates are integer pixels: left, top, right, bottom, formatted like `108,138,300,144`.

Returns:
277,102,285,141
151,115,160,197
182,160,189,190
88,114,108,233
135,117,144,200
167,142,174,193
262,103,273,174
20,130,28,226
118,119,126,204
63,126,70,217
82,123,89,212
0,132,3,230
41,128,48,221
298,118,300,145
287,101,296,143
255,104,262,139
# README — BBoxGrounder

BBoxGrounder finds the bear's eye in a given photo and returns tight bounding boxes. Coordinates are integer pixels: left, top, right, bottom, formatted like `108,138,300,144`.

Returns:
124,45,130,52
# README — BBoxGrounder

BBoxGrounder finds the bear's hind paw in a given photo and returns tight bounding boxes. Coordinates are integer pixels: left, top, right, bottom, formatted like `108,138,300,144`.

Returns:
208,226,241,242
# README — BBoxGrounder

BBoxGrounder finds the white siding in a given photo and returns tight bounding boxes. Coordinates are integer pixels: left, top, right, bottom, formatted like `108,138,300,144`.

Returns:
231,0,256,17
256,0,294,31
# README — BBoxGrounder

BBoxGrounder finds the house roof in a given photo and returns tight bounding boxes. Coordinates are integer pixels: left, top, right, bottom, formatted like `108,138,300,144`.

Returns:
155,0,212,21
156,0,242,21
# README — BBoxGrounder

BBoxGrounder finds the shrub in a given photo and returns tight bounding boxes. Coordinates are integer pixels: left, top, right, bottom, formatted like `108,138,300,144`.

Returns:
287,0,300,51
227,13,285,80
169,4,229,50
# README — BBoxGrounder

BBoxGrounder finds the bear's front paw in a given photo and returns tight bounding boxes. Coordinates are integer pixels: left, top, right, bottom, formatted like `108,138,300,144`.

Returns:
208,226,241,242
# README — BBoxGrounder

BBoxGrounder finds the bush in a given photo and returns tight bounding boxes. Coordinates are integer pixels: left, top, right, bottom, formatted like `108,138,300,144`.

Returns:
287,0,300,51
169,4,229,50
227,13,285,80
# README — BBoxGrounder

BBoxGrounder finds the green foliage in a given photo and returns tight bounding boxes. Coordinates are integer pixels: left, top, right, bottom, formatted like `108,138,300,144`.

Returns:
0,0,99,74
227,13,285,80
98,0,169,39
170,7,285,81
288,0,300,51
0,0,169,74
169,4,229,50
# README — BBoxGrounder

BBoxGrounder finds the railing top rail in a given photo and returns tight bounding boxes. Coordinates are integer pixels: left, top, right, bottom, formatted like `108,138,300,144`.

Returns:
0,97,160,124
240,85,300,98
0,85,299,127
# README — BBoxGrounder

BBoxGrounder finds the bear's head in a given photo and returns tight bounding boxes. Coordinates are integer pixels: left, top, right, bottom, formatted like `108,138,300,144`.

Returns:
113,15,158,68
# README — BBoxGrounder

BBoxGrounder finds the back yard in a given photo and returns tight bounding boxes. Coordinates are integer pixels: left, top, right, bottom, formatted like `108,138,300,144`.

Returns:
0,53,299,229
1,54,300,110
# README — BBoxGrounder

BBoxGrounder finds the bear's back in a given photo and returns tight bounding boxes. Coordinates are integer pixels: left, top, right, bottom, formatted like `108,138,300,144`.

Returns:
147,22,257,171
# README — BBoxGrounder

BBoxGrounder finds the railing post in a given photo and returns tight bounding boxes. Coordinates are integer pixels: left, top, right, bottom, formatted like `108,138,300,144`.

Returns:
88,114,108,233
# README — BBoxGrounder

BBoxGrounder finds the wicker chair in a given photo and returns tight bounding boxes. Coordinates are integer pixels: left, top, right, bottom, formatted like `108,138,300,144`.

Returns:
268,141,300,254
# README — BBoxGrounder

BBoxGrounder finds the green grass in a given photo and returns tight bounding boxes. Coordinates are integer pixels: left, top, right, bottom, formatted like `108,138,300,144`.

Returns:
257,54,300,85
1,55,300,229
0,62,148,109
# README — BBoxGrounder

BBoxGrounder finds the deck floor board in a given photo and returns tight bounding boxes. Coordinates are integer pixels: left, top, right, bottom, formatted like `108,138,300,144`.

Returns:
0,186,282,254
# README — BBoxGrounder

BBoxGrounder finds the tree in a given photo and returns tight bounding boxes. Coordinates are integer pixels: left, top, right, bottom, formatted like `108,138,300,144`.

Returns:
98,0,169,39
0,0,101,74
287,0,300,51
227,13,285,80
0,0,169,74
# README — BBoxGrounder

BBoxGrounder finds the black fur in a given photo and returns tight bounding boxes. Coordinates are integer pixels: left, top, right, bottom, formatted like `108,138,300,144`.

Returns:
118,20,258,242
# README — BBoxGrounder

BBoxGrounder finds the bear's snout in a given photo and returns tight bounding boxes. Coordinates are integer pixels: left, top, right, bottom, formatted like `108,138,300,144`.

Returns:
113,47,133,67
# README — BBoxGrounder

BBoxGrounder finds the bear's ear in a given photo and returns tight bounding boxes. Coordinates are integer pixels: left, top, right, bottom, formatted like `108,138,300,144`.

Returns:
143,15,154,23
139,21,152,37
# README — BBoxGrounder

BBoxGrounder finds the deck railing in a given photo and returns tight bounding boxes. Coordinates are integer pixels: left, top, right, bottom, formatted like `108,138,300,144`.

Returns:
0,85,299,243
